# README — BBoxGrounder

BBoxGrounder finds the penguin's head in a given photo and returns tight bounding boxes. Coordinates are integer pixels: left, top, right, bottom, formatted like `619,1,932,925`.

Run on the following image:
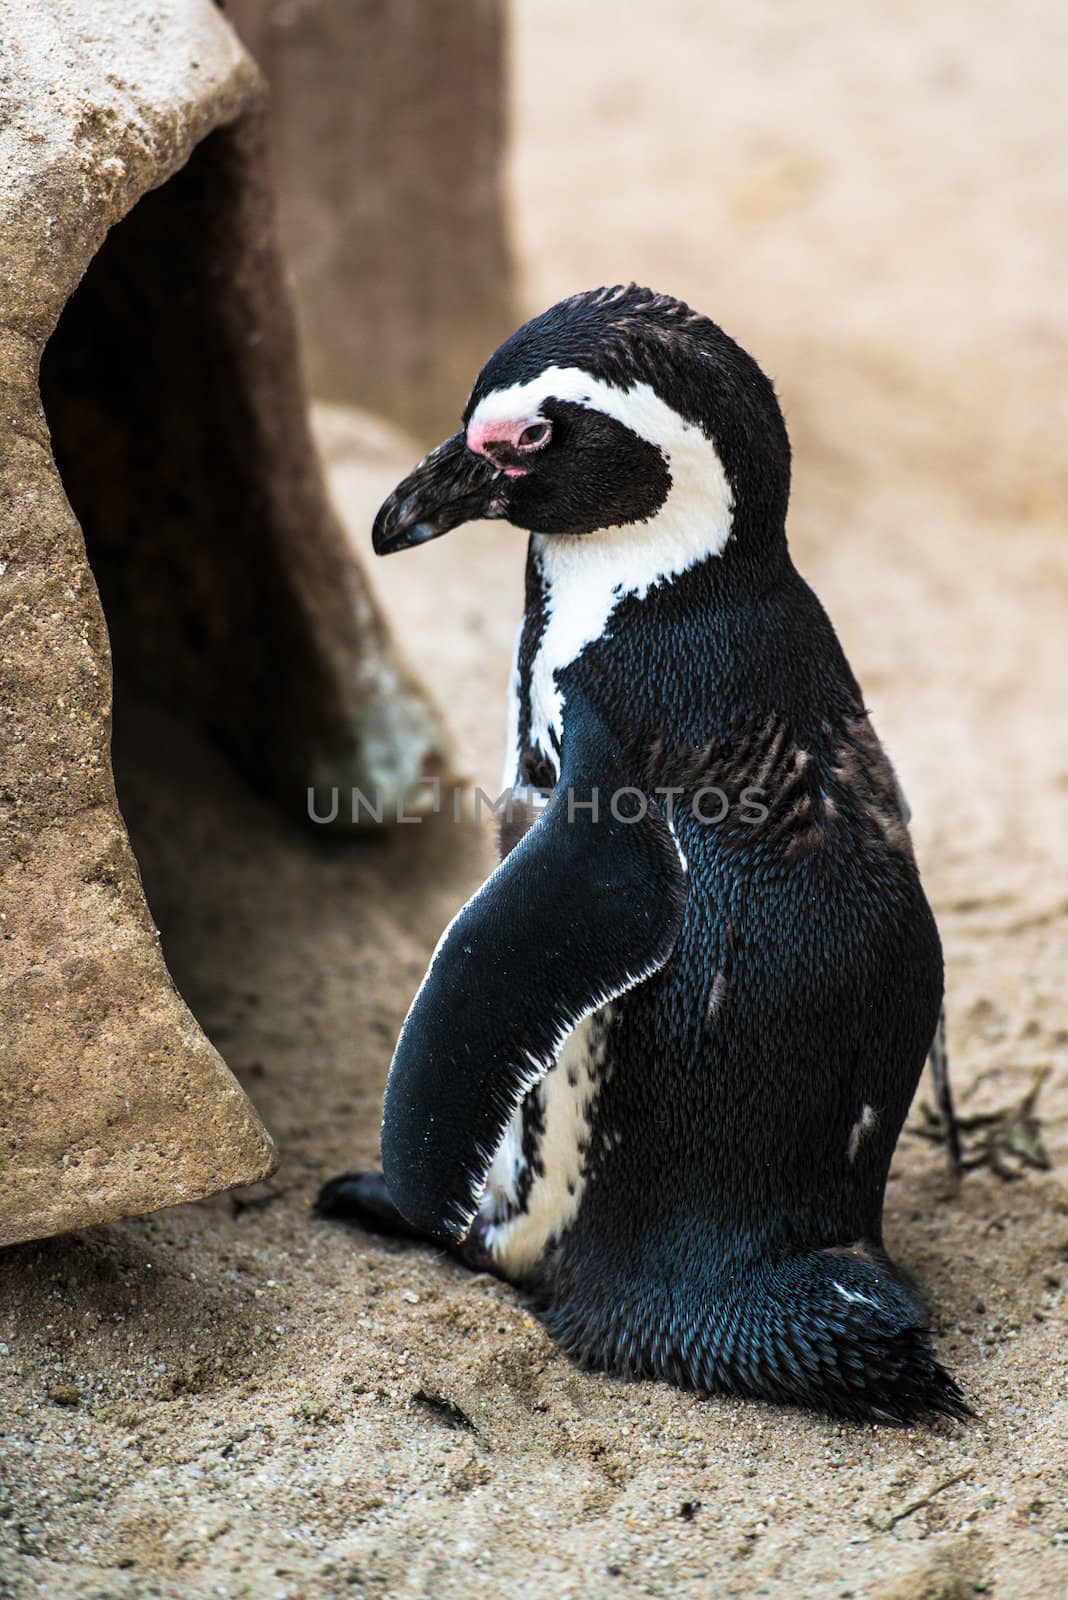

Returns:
372,285,791,561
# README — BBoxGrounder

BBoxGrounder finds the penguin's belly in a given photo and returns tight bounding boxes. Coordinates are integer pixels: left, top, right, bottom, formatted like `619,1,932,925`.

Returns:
478,1007,612,1279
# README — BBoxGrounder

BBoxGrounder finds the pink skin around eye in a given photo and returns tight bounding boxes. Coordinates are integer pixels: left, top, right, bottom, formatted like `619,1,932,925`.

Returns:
466,416,549,475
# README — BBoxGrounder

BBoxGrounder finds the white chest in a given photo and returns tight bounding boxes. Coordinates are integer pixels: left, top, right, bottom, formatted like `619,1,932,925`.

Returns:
506,491,734,785
489,368,736,789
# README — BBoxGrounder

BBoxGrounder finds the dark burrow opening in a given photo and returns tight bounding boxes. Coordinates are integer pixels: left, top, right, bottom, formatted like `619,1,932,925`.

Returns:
39,117,344,809
36,117,466,1134
38,119,322,1118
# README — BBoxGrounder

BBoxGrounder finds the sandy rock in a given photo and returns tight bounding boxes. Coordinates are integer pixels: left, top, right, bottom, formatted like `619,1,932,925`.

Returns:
0,0,446,1246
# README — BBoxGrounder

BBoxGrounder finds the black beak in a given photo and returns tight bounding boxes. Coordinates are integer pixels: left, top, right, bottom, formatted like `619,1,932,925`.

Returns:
372,431,502,556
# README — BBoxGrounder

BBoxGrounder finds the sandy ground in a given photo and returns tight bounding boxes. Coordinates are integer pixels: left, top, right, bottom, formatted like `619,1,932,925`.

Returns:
3,2,1068,1596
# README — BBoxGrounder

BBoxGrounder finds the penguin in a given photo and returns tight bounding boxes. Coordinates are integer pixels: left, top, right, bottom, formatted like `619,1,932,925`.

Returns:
317,285,968,1423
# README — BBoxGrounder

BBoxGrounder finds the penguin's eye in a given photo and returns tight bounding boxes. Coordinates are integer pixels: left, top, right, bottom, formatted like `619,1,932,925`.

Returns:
517,420,552,452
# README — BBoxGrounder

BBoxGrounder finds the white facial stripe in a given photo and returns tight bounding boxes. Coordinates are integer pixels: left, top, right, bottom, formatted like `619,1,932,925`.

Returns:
483,367,735,782
470,364,686,446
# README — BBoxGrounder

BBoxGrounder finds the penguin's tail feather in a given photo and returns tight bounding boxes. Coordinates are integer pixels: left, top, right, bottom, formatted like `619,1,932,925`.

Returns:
548,1248,970,1425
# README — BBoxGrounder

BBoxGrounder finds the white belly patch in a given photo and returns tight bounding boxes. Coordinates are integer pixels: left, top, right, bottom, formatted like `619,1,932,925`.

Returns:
479,1006,613,1278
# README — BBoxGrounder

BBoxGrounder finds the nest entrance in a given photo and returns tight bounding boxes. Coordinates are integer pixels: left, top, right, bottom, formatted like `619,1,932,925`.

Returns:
39,120,341,803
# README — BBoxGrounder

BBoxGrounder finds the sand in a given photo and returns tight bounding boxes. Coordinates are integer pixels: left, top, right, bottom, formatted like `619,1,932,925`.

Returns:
2,2,1067,1595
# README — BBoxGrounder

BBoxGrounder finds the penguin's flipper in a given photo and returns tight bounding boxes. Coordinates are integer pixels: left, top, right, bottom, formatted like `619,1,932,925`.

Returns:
381,695,688,1246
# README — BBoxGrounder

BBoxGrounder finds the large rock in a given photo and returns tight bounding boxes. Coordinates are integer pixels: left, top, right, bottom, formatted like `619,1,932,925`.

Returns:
0,0,449,1246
